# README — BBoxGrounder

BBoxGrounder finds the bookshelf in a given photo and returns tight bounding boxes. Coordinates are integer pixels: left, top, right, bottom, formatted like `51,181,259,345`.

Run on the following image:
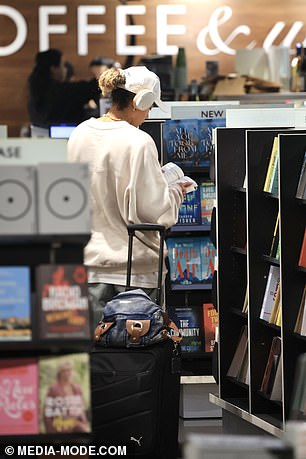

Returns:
0,233,92,443
210,126,306,435
160,118,217,374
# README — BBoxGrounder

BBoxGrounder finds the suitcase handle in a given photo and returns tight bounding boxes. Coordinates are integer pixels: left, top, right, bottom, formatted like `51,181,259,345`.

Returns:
126,224,166,305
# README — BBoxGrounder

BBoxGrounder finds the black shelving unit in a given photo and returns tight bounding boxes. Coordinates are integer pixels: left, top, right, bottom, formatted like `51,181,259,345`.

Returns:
210,126,306,436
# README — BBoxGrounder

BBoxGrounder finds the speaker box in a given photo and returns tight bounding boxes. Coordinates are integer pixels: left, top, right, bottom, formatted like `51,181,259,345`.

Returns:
0,165,37,235
37,163,91,235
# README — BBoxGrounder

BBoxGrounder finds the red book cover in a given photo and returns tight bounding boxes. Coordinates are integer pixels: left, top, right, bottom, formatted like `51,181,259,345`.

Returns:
0,358,39,434
203,303,218,352
298,228,306,268
36,264,90,340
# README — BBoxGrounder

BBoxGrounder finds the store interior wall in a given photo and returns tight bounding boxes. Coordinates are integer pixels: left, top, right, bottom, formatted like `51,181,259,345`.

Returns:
1,0,305,136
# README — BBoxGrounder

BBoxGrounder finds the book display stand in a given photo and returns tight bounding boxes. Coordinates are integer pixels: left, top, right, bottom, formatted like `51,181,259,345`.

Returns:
210,125,306,435
0,233,92,443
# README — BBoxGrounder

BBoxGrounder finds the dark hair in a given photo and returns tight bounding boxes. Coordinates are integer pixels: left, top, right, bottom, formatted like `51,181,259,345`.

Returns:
28,48,62,107
89,56,115,68
111,88,135,110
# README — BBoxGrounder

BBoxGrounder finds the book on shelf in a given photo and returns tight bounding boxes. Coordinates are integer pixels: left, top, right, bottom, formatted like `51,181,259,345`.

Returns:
167,305,203,353
260,336,281,397
269,282,281,325
199,180,216,225
0,266,31,341
294,285,306,336
270,355,283,402
0,358,39,434
241,285,248,314
166,236,216,286
39,352,91,433
35,264,91,340
226,325,248,379
298,227,306,268
259,265,280,322
162,117,225,168
166,237,202,286
200,237,216,284
263,136,279,193
269,212,279,258
202,303,218,352
275,301,282,327
296,150,306,199
236,341,249,384
177,186,201,225
161,161,198,193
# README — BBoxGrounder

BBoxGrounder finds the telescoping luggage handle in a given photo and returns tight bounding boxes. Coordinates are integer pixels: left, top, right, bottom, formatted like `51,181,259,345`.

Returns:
126,223,165,306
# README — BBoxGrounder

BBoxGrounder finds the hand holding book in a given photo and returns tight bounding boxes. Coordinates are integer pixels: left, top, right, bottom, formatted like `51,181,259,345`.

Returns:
161,162,198,193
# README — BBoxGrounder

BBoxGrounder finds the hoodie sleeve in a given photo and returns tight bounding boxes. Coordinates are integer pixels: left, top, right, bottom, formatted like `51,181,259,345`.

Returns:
124,132,184,228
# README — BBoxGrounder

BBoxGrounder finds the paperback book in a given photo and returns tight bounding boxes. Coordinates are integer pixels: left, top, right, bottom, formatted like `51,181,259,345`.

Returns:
296,150,306,199
167,305,202,353
177,186,201,225
39,353,91,433
200,237,216,284
259,265,280,322
0,266,31,340
199,180,216,225
162,118,225,168
203,303,219,352
166,237,202,286
36,264,90,340
161,161,198,193
0,358,39,434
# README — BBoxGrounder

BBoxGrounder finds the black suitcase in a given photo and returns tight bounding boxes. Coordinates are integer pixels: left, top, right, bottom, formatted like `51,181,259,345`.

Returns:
90,224,181,459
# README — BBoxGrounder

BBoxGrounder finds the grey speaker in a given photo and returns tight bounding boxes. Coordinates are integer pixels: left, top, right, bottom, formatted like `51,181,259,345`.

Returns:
0,165,37,235
37,163,91,235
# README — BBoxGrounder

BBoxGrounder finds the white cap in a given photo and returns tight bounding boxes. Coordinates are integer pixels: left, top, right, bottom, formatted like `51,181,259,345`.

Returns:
119,66,169,113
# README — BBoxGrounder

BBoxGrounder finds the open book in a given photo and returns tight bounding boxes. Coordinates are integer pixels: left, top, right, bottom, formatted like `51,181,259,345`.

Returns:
161,162,198,193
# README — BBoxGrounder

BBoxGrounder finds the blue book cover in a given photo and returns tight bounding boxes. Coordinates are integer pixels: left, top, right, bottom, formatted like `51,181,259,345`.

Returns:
177,186,201,225
162,119,200,168
166,237,202,285
167,305,202,352
0,266,31,340
198,118,226,167
200,180,216,225
200,237,217,283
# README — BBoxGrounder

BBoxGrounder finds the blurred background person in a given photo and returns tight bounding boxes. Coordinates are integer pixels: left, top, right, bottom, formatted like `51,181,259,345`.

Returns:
28,48,100,128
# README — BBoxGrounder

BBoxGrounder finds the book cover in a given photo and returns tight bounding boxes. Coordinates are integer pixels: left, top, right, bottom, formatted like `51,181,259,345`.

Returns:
203,303,219,352
269,153,279,195
39,353,91,433
263,136,279,192
36,264,90,340
198,117,226,167
0,358,39,434
200,237,216,284
269,212,279,258
0,266,31,341
260,336,281,396
166,237,202,285
294,285,306,334
162,119,200,168
298,228,306,268
199,180,216,225
227,325,248,379
259,265,280,322
296,151,306,199
167,305,202,353
270,356,283,401
269,282,281,325
177,186,201,225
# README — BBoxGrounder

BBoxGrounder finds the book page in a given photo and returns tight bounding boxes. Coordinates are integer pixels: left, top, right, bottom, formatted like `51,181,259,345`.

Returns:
161,162,198,192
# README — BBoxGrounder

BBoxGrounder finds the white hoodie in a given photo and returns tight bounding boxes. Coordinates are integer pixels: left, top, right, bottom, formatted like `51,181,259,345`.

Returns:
67,117,183,286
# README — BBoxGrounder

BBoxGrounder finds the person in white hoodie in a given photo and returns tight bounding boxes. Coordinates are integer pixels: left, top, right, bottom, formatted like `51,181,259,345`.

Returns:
67,65,190,331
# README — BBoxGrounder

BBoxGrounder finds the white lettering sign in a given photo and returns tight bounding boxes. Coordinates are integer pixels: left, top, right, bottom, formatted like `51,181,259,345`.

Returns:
0,4,306,57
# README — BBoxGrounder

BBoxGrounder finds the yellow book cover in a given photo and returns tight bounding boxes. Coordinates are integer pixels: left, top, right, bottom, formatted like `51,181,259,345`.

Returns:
263,137,279,192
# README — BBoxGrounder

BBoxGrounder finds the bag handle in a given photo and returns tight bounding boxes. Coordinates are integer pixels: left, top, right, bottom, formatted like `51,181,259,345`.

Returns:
126,224,166,306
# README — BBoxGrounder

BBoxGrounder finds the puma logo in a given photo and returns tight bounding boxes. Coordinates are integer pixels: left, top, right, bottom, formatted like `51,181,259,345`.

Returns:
130,436,142,447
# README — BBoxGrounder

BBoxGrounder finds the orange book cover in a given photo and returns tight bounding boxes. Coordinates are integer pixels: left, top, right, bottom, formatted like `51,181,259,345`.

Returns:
298,228,306,268
203,303,218,352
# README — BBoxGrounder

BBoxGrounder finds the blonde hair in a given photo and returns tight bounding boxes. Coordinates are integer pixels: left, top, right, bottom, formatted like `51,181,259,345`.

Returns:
98,68,126,97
